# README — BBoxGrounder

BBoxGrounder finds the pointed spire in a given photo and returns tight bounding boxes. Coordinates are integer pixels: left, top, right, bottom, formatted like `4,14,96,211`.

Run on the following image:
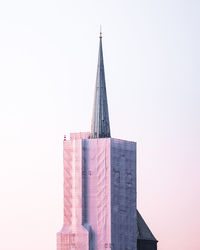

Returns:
91,31,111,138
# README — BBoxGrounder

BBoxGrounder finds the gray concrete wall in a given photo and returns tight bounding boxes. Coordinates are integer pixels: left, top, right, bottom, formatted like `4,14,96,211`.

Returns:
111,139,137,250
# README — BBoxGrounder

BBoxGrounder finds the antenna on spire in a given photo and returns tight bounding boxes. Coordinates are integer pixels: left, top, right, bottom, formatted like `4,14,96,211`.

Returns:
99,25,102,39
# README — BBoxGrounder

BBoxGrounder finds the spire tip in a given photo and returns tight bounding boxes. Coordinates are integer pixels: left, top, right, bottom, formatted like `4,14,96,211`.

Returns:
99,25,102,39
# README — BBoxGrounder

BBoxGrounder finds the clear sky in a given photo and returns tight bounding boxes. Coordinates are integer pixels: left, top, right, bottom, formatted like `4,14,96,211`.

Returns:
0,0,200,249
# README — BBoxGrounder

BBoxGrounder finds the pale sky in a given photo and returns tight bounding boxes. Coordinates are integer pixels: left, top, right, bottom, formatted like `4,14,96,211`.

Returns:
0,0,200,250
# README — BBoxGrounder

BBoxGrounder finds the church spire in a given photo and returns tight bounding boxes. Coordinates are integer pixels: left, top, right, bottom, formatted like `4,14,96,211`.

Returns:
91,30,111,138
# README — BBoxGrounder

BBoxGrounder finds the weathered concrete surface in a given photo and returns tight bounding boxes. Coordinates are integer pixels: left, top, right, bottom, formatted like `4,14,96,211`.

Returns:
111,138,137,250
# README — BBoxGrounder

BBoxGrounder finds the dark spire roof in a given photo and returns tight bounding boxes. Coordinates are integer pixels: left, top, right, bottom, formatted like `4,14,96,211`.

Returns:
137,210,158,241
91,32,111,138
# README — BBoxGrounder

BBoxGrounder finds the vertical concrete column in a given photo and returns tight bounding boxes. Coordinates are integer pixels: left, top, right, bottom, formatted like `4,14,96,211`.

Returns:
57,138,89,250
84,138,111,250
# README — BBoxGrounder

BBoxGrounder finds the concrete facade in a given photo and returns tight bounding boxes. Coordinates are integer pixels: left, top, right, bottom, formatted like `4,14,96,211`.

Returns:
111,139,137,249
57,134,137,250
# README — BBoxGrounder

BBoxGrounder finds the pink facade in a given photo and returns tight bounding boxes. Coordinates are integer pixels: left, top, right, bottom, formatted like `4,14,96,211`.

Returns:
57,134,90,250
57,133,137,250
83,138,111,249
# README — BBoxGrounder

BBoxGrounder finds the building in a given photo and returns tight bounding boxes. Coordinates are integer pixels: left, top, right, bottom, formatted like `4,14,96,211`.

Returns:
137,211,158,250
57,32,158,250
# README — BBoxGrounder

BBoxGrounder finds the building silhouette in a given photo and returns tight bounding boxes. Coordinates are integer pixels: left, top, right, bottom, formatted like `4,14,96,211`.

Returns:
57,32,157,250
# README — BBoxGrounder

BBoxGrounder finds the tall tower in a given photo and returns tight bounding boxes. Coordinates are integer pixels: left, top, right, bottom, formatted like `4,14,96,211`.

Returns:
57,32,157,250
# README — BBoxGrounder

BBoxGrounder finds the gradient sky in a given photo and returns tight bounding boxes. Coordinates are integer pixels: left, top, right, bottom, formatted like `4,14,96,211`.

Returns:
0,0,200,249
